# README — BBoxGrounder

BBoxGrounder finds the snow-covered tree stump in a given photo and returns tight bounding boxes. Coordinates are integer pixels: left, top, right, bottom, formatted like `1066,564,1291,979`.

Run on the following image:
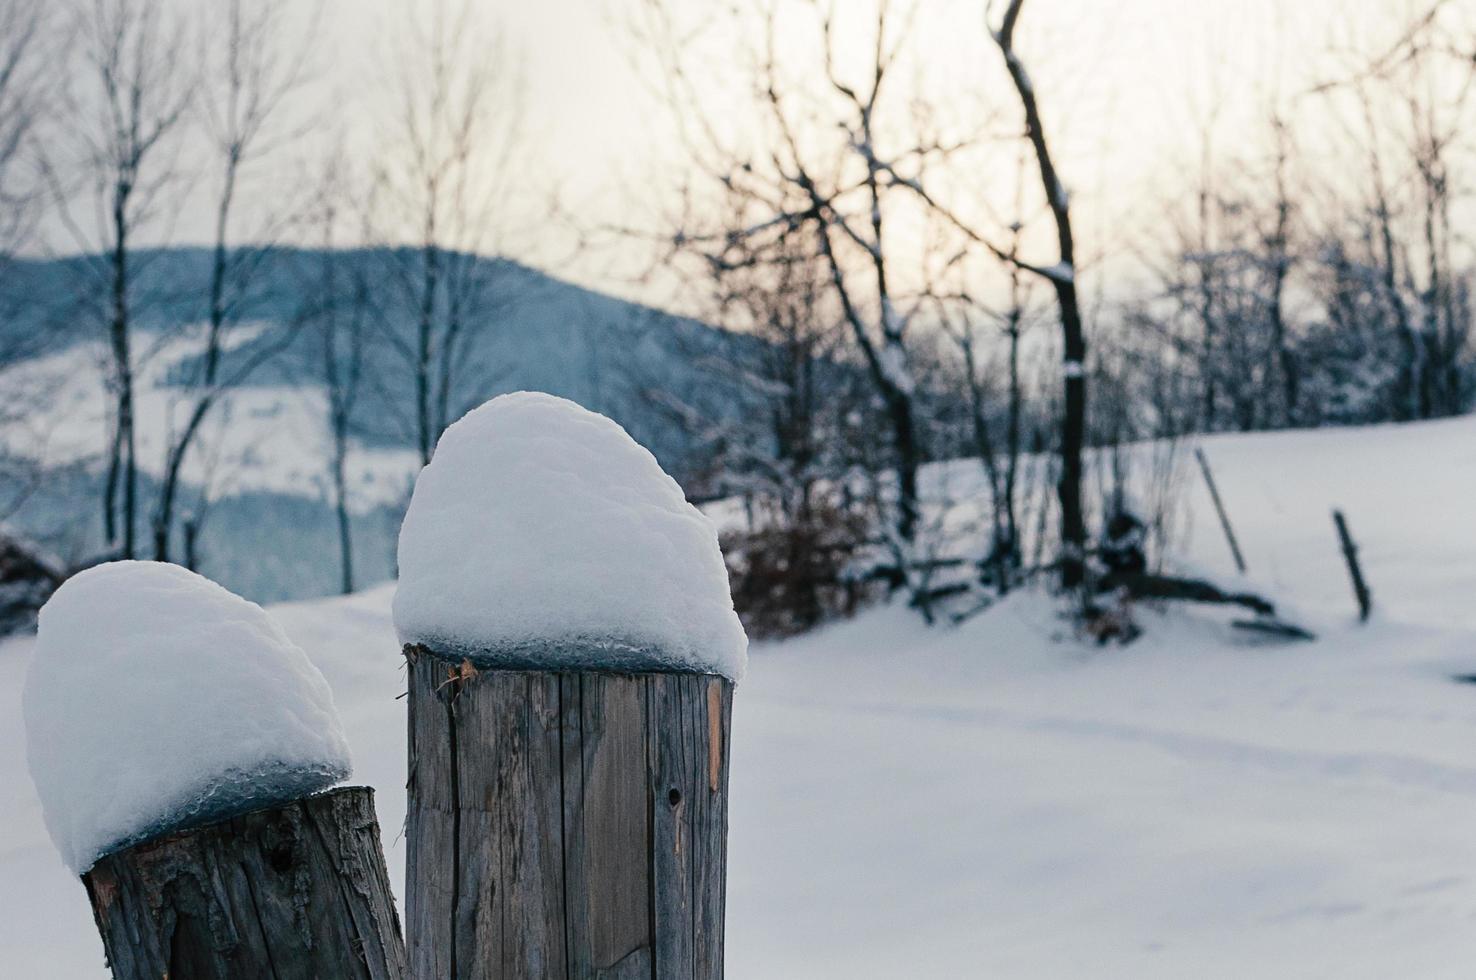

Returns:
393,393,749,979
83,785,407,980
23,561,404,980
405,649,734,979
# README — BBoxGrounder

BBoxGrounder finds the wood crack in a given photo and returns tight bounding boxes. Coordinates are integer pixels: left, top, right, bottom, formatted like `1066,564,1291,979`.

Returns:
446,681,463,979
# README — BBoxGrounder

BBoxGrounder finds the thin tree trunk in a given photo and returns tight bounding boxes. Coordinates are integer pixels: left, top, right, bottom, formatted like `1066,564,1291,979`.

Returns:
416,239,439,466
993,0,1087,590
1057,287,1088,588
332,436,353,594
102,415,121,551
1002,154,1026,558
1267,119,1298,428
888,390,920,543
1364,104,1421,422
1197,190,1217,432
156,161,237,561
434,255,468,443
108,183,137,559
1271,274,1297,427
117,316,136,562
155,395,213,561
957,320,1010,586
1267,231,1296,427
813,222,918,544
1420,169,1442,418
866,171,918,542
182,517,199,571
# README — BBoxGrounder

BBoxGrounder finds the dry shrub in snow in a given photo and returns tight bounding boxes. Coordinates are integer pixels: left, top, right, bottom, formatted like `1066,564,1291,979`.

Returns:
722,501,879,640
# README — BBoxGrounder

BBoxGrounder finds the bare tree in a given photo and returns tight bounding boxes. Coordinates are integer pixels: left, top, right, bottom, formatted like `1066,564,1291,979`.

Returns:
49,0,193,559
1151,121,1301,437
0,0,49,284
1262,112,1300,427
934,203,1039,593
373,0,522,465
983,0,1088,589
636,200,879,634
639,0,1099,605
646,0,932,561
1403,45,1471,418
650,194,850,520
0,0,53,529
302,152,367,595
151,0,319,561
1305,1,1475,422
828,0,1086,589
831,0,1090,590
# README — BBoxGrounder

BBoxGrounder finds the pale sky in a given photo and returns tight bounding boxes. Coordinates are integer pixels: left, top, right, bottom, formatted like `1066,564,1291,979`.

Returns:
39,0,1449,313
338,0,1441,309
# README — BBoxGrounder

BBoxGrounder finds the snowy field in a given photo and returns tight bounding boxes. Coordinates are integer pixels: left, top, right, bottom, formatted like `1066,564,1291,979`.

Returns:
5,415,1476,977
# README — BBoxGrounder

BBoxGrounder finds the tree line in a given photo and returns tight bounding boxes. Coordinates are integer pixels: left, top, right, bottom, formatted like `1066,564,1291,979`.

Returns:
631,0,1476,633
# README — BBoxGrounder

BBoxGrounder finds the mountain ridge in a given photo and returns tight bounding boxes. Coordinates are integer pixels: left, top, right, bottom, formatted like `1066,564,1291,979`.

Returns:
0,246,753,601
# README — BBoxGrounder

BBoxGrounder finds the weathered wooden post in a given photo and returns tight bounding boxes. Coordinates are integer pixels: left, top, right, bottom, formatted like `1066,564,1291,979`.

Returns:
23,561,407,980
1194,447,1247,575
404,653,733,979
1332,509,1373,622
394,392,748,980
83,786,406,980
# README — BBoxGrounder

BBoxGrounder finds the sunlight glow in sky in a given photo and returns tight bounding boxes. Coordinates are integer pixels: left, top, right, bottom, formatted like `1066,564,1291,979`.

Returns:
322,0,1442,309
39,0,1445,313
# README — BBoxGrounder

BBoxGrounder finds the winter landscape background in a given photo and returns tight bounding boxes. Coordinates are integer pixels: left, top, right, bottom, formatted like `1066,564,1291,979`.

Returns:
1,248,746,600
4,0,1476,976
8,417,1476,976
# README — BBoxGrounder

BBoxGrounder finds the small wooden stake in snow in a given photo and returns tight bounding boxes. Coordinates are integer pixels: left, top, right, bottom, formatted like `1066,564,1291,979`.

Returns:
83,786,407,980
1194,447,1247,575
1333,509,1372,622
405,645,734,979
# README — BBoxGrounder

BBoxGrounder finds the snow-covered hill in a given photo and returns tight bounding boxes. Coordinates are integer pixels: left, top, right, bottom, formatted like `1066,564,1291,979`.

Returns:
4,415,1476,977
0,249,751,601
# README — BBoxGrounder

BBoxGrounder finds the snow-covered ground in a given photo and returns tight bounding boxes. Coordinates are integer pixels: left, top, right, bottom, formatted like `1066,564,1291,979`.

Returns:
4,415,1476,977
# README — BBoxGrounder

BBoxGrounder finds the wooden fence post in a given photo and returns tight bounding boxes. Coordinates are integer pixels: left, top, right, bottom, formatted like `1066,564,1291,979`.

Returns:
82,785,407,980
1194,447,1247,574
1332,509,1372,622
405,645,734,980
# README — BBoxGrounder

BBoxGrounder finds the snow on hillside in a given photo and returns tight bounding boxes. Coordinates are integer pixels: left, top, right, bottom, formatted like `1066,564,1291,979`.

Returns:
0,250,745,526
0,333,420,511
4,416,1476,977
0,251,759,602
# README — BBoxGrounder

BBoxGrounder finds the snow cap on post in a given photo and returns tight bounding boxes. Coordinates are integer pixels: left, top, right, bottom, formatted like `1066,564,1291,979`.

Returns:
393,391,748,680
23,561,352,874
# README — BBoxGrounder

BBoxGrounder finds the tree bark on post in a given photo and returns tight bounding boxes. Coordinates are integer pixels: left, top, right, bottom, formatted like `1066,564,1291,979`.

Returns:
405,645,734,980
83,785,407,980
